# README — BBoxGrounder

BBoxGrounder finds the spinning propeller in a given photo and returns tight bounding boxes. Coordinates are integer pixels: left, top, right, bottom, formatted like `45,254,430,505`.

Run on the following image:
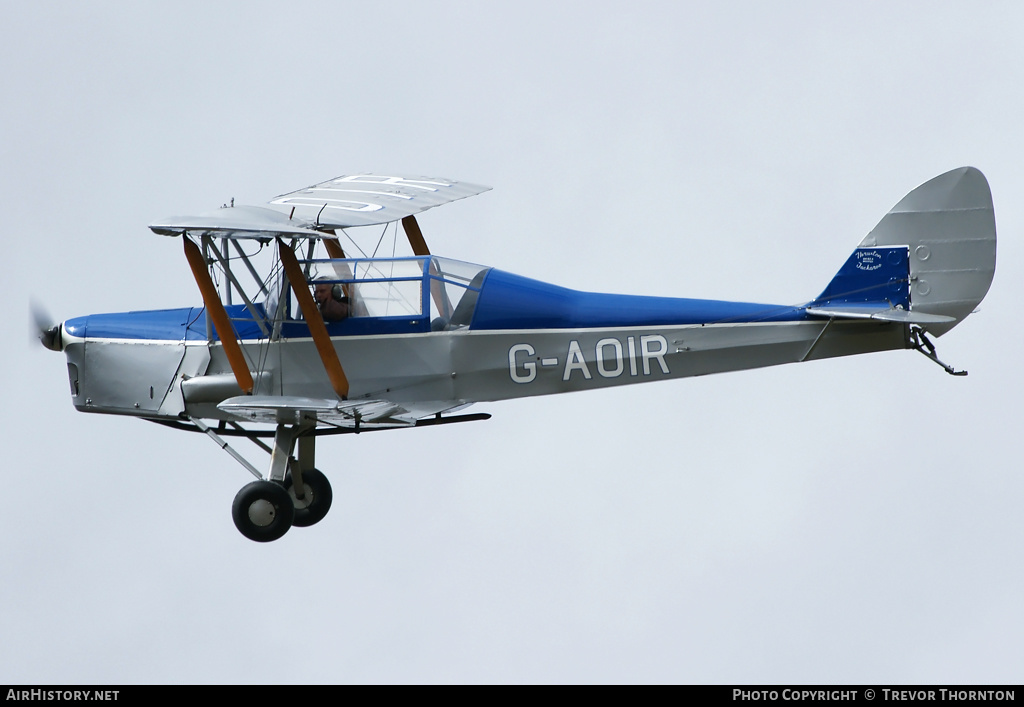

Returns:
31,301,62,352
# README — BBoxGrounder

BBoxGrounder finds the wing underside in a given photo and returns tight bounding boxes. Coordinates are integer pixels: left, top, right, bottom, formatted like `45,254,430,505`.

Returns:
217,395,418,427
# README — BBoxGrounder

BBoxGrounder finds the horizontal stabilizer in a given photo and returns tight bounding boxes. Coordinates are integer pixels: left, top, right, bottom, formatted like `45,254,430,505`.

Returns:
806,305,955,324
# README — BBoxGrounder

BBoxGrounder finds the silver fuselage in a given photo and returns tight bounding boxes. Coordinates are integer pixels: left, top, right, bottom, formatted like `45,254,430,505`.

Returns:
60,313,906,424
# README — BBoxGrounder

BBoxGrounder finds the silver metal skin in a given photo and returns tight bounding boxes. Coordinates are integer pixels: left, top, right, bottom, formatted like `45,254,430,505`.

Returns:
60,321,903,422
47,169,996,540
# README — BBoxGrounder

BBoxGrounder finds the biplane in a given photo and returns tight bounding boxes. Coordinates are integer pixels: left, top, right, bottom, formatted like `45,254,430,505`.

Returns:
36,168,996,541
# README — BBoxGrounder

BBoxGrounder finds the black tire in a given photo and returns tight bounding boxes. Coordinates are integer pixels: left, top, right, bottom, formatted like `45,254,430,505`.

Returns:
285,468,333,528
232,480,295,542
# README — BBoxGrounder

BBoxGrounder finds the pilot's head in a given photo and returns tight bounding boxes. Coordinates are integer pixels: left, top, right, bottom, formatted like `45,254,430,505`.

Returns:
313,281,334,305
313,279,348,306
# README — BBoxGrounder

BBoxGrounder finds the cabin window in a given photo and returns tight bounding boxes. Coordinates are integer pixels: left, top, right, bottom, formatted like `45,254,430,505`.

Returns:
305,258,425,318
427,258,490,330
294,256,490,330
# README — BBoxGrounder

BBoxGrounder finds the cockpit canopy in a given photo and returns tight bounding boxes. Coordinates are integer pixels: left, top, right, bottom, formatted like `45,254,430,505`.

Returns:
274,256,490,334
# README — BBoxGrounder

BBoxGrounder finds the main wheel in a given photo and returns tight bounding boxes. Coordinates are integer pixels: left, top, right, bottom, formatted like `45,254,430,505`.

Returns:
232,480,295,542
285,468,333,528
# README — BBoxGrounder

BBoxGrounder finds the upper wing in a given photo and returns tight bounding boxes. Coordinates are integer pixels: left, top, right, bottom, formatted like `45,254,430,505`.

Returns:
269,174,491,228
150,205,321,239
150,175,491,239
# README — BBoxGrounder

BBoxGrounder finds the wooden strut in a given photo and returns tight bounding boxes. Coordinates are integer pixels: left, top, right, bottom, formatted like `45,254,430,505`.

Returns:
401,215,430,256
183,237,254,394
402,215,452,318
322,237,345,259
277,238,350,399
322,236,369,306
321,237,355,300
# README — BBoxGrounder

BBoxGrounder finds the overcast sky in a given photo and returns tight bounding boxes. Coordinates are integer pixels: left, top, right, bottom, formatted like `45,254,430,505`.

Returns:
3,1,1022,684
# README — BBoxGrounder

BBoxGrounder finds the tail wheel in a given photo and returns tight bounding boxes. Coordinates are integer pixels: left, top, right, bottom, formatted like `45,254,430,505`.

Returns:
285,468,333,528
232,480,295,542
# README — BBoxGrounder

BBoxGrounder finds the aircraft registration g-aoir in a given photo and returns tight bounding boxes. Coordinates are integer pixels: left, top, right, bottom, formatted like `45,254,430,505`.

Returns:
35,169,996,541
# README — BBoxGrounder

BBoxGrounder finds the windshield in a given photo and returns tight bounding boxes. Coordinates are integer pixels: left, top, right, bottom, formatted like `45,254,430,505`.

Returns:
286,256,490,331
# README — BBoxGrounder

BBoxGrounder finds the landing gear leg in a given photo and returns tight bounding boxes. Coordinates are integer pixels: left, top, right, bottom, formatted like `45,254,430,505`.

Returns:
229,422,304,541
286,468,333,527
910,326,968,376
286,432,333,527
194,418,335,541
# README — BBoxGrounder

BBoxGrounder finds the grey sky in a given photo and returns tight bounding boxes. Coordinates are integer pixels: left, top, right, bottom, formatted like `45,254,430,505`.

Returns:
2,1,1021,683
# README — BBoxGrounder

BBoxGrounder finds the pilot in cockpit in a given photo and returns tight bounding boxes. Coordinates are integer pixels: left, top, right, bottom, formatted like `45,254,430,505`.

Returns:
313,280,350,322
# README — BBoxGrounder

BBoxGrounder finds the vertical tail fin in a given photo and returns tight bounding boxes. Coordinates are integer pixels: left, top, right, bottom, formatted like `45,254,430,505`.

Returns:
811,167,996,336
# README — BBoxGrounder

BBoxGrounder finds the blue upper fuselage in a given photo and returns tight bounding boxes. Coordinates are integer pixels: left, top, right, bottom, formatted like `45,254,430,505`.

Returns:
470,270,805,330
62,264,813,342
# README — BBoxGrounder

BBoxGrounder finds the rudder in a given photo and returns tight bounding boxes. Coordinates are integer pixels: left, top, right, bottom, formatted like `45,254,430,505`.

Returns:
859,167,996,336
811,167,996,336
